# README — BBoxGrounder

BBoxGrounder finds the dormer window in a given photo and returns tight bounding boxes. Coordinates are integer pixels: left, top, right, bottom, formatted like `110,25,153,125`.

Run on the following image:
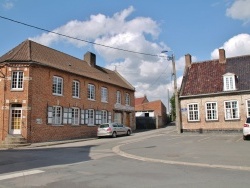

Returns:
223,73,236,91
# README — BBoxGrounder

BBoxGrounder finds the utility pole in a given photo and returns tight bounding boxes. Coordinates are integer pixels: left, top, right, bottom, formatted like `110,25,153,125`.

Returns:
161,51,181,134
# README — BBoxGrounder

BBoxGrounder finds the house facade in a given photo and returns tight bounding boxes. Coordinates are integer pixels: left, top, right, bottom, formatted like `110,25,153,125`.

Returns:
179,49,250,132
0,40,135,144
135,96,167,129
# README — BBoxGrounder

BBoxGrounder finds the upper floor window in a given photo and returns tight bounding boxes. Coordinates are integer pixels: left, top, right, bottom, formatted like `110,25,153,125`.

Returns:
116,91,121,104
72,80,80,98
11,71,23,90
187,103,199,121
101,87,108,102
223,73,236,91
224,100,239,120
53,76,63,95
125,93,130,105
205,102,218,120
88,84,95,100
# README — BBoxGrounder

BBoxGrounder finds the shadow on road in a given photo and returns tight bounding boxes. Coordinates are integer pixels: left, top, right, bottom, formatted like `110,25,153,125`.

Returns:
0,145,96,174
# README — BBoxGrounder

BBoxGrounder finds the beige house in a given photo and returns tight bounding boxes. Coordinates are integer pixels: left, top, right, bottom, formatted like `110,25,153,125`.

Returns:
179,49,250,132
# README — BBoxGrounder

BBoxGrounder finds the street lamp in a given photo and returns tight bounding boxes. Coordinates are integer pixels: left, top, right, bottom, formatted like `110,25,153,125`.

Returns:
161,50,181,134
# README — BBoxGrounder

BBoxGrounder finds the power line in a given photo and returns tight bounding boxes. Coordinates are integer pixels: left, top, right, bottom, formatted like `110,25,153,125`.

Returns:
0,15,164,57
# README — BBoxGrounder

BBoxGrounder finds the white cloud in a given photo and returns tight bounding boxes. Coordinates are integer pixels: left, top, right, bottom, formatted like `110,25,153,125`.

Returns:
30,6,186,107
2,0,14,9
226,0,250,24
211,33,250,59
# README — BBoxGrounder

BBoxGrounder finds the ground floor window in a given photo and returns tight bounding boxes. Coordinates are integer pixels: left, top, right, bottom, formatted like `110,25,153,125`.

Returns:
206,102,218,120
101,110,108,124
52,106,62,125
72,108,80,125
87,109,94,125
247,100,250,117
187,103,199,121
224,101,239,120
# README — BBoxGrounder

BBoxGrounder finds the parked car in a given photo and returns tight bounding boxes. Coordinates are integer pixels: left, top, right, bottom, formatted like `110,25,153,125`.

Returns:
97,122,132,138
243,117,250,140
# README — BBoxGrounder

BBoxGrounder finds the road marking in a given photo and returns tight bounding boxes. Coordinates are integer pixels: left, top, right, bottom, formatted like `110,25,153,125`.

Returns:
235,136,243,142
0,170,44,181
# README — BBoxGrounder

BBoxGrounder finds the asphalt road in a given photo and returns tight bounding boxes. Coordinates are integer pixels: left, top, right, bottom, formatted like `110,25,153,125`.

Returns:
0,125,249,188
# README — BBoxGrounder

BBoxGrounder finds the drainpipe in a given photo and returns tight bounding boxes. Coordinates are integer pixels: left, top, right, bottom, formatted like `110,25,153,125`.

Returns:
0,65,7,141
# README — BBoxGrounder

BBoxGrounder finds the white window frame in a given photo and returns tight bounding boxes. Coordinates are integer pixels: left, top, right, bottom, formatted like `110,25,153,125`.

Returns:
88,84,95,100
224,100,239,120
52,106,62,125
205,102,218,121
101,87,108,102
187,103,199,121
223,73,236,91
88,109,95,125
101,110,108,124
11,71,24,90
125,93,130,106
53,76,63,96
247,100,250,117
116,91,121,104
71,107,80,125
72,80,80,98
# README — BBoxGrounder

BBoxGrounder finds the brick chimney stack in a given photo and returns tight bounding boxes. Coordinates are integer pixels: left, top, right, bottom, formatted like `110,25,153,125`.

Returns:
84,52,96,67
185,54,192,67
219,49,226,64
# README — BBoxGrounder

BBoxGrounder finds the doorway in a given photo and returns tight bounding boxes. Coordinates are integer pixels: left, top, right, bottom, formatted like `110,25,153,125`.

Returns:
9,104,22,135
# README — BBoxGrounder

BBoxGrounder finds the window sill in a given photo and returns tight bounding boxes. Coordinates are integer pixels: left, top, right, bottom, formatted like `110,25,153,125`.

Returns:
224,118,240,121
51,124,64,126
72,97,80,99
87,124,96,127
101,101,108,103
11,89,24,92
88,99,96,101
53,94,63,97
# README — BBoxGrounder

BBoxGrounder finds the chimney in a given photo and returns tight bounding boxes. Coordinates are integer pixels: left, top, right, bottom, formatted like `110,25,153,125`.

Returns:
185,54,192,67
84,52,96,67
219,49,226,64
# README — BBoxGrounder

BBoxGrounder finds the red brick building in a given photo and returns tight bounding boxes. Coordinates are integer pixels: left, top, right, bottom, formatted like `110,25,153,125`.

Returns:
0,40,135,144
135,96,167,129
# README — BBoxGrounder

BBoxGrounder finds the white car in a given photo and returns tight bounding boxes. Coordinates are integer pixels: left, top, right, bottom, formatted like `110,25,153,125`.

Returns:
243,117,250,140
97,122,132,138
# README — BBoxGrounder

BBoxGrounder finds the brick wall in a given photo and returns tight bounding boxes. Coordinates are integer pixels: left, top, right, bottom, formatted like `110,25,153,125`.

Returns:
0,64,135,143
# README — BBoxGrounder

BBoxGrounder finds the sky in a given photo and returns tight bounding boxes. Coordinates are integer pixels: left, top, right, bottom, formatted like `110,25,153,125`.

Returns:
1,0,250,112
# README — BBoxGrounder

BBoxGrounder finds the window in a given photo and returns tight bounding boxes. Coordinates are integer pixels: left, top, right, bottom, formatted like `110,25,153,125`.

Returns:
188,103,199,121
72,80,80,98
88,109,94,125
11,71,23,90
88,84,95,100
224,101,239,120
223,73,236,91
116,91,121,104
72,108,80,125
53,76,63,95
247,100,250,117
101,110,108,123
52,106,62,125
101,87,108,102
125,93,130,105
206,102,218,120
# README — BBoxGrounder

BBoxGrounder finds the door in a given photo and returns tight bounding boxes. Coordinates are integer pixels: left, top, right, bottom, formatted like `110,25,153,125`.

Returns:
9,104,22,135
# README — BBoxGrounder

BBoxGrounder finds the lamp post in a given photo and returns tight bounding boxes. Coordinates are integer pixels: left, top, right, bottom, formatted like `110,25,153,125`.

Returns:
161,51,181,134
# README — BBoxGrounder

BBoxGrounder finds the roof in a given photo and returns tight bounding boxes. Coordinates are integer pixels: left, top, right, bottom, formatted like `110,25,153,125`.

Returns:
180,54,250,97
135,95,149,105
0,40,135,91
135,100,166,116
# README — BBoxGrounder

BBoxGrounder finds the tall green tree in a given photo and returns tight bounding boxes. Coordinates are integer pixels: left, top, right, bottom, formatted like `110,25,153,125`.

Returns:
170,94,176,120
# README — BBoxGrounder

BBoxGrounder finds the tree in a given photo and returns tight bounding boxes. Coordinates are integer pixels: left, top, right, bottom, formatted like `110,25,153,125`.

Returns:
170,94,176,121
